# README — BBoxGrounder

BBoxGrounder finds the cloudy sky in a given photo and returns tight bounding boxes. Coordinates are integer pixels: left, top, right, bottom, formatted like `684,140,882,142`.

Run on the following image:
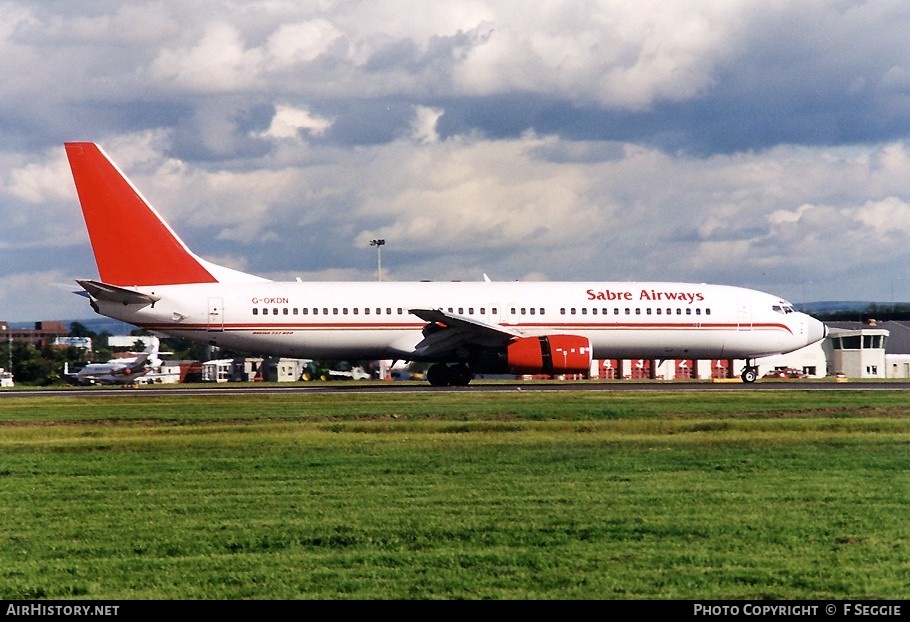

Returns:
3,0,910,321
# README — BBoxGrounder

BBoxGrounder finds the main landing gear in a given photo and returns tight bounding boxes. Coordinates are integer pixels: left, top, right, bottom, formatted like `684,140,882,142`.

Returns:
426,363,473,387
741,360,759,383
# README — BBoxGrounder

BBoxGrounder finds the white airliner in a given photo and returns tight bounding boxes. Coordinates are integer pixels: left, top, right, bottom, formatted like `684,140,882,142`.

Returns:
64,142,828,386
65,338,162,386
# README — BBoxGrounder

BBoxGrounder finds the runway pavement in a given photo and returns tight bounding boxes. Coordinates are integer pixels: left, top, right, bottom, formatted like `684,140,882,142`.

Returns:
3,379,910,398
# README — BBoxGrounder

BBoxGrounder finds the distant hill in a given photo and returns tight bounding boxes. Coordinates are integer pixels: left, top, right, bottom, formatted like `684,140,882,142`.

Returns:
797,301,878,314
798,301,910,321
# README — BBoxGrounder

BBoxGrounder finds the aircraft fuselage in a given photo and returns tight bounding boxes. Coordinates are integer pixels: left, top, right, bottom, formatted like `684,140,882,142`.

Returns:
92,280,825,363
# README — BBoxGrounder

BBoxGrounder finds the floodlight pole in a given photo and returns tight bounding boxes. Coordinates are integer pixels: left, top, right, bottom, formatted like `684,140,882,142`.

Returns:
5,325,11,374
370,239,385,281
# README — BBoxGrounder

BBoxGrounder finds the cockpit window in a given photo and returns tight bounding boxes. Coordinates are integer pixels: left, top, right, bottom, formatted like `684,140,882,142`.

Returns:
773,303,795,314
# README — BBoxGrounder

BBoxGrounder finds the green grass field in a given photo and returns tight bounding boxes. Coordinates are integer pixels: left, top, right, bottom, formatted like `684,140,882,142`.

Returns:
0,387,908,599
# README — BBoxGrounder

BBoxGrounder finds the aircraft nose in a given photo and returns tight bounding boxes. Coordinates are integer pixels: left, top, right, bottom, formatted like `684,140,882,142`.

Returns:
806,315,828,345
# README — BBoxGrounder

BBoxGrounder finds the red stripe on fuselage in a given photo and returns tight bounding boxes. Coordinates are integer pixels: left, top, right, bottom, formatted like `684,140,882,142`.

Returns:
133,321,793,334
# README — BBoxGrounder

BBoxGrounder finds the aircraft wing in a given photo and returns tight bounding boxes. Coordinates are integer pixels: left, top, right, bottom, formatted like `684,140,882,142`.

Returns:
408,308,522,359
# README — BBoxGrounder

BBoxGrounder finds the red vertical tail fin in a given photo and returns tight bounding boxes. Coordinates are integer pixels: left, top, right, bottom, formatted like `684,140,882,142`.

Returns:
65,142,219,286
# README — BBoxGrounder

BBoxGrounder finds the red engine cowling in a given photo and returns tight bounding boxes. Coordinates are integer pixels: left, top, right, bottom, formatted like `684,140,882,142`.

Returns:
505,335,592,375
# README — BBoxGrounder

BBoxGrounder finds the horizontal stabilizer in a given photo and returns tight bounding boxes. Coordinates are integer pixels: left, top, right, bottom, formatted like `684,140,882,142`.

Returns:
76,279,161,306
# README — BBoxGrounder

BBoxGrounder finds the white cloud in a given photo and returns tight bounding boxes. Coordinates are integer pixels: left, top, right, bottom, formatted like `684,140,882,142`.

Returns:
410,106,443,144
265,19,343,67
853,196,910,237
5,150,73,204
150,22,263,92
452,1,740,108
256,104,334,139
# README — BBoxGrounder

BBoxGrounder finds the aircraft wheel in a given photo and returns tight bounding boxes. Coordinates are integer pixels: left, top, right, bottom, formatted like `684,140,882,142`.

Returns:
741,367,758,383
451,365,473,386
427,364,448,387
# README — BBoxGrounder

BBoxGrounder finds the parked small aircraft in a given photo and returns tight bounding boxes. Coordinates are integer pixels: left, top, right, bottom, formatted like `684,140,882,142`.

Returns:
65,339,161,385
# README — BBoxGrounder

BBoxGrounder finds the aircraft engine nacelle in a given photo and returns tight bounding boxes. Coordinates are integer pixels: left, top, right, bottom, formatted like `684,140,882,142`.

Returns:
507,335,592,374
474,335,593,375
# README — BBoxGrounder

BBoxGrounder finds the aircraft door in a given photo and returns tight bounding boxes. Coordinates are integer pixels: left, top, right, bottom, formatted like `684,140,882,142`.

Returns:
207,297,224,332
492,304,504,325
504,303,519,326
737,298,752,331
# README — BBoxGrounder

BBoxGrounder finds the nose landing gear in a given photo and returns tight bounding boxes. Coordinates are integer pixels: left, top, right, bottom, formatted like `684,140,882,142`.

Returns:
741,361,759,383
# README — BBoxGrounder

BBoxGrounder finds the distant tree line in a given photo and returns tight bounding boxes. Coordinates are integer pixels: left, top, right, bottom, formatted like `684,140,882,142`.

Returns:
0,321,220,386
